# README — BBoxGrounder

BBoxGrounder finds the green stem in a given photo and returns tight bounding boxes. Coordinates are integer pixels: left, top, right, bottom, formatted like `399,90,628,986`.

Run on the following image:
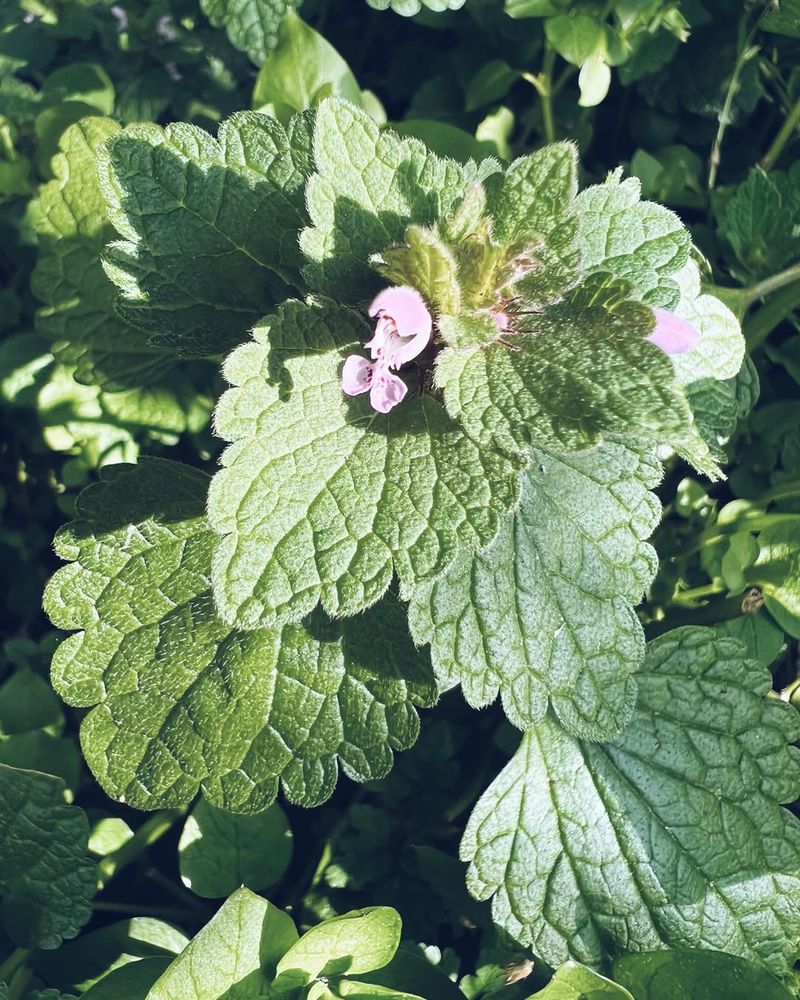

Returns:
0,948,30,984
760,95,800,171
744,282,800,352
742,261,800,306
98,809,184,886
540,45,556,144
648,594,748,636
673,580,727,606
708,11,760,190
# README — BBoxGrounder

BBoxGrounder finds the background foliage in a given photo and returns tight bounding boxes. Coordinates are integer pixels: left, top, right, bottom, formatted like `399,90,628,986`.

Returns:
1,0,800,998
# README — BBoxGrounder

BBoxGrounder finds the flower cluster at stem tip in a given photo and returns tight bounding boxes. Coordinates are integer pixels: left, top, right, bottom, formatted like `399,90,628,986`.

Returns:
342,287,700,414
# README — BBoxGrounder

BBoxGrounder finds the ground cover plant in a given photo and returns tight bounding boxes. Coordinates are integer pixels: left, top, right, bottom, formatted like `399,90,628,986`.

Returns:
1,0,800,997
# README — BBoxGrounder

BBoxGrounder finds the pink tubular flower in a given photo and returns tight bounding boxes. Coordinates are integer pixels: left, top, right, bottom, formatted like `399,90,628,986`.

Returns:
342,355,408,414
648,308,700,355
366,286,432,369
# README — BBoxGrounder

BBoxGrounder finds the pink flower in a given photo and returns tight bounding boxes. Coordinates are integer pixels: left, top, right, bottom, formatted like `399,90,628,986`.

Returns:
342,355,408,414
366,287,432,369
648,308,700,355
493,310,510,333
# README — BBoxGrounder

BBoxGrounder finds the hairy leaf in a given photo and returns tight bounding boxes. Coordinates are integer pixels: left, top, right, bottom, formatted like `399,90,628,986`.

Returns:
484,142,580,304
576,172,691,309
409,441,661,740
98,111,312,357
576,174,743,384
209,297,519,629
718,165,800,279
436,273,719,478
300,99,494,299
0,764,95,949
462,627,800,974
29,117,173,390
45,459,436,812
200,0,298,64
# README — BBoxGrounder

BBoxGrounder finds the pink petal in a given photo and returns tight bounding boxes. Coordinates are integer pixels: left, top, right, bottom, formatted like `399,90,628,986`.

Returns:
370,366,407,413
365,314,394,361
648,308,700,355
342,355,374,396
369,286,432,368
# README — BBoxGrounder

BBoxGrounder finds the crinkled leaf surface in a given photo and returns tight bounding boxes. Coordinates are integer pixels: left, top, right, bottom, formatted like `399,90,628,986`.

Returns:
200,0,298,64
300,99,494,299
209,297,519,630
98,111,312,357
147,888,297,999
29,117,172,390
436,273,719,477
576,173,691,309
0,764,96,950
45,459,436,812
409,441,661,740
576,174,744,384
718,165,800,279
462,627,800,974
485,142,581,304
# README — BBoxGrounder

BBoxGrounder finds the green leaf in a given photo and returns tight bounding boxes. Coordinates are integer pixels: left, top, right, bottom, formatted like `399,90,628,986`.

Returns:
300,98,493,299
545,14,605,66
685,357,759,463
613,950,794,1000
276,908,401,981
529,962,633,999
98,111,312,357
717,166,800,279
461,627,800,974
576,173,691,309
484,142,580,305
465,60,518,112
409,441,661,740
0,764,96,949
31,918,188,993
209,297,519,629
179,800,293,898
365,0,466,14
252,11,362,122
762,0,800,37
436,273,720,479
147,888,297,999
372,225,461,315
0,667,63,734
29,117,173,390
715,612,785,667
201,0,299,64
753,522,800,638
41,63,114,116
79,958,172,1000
45,459,436,811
